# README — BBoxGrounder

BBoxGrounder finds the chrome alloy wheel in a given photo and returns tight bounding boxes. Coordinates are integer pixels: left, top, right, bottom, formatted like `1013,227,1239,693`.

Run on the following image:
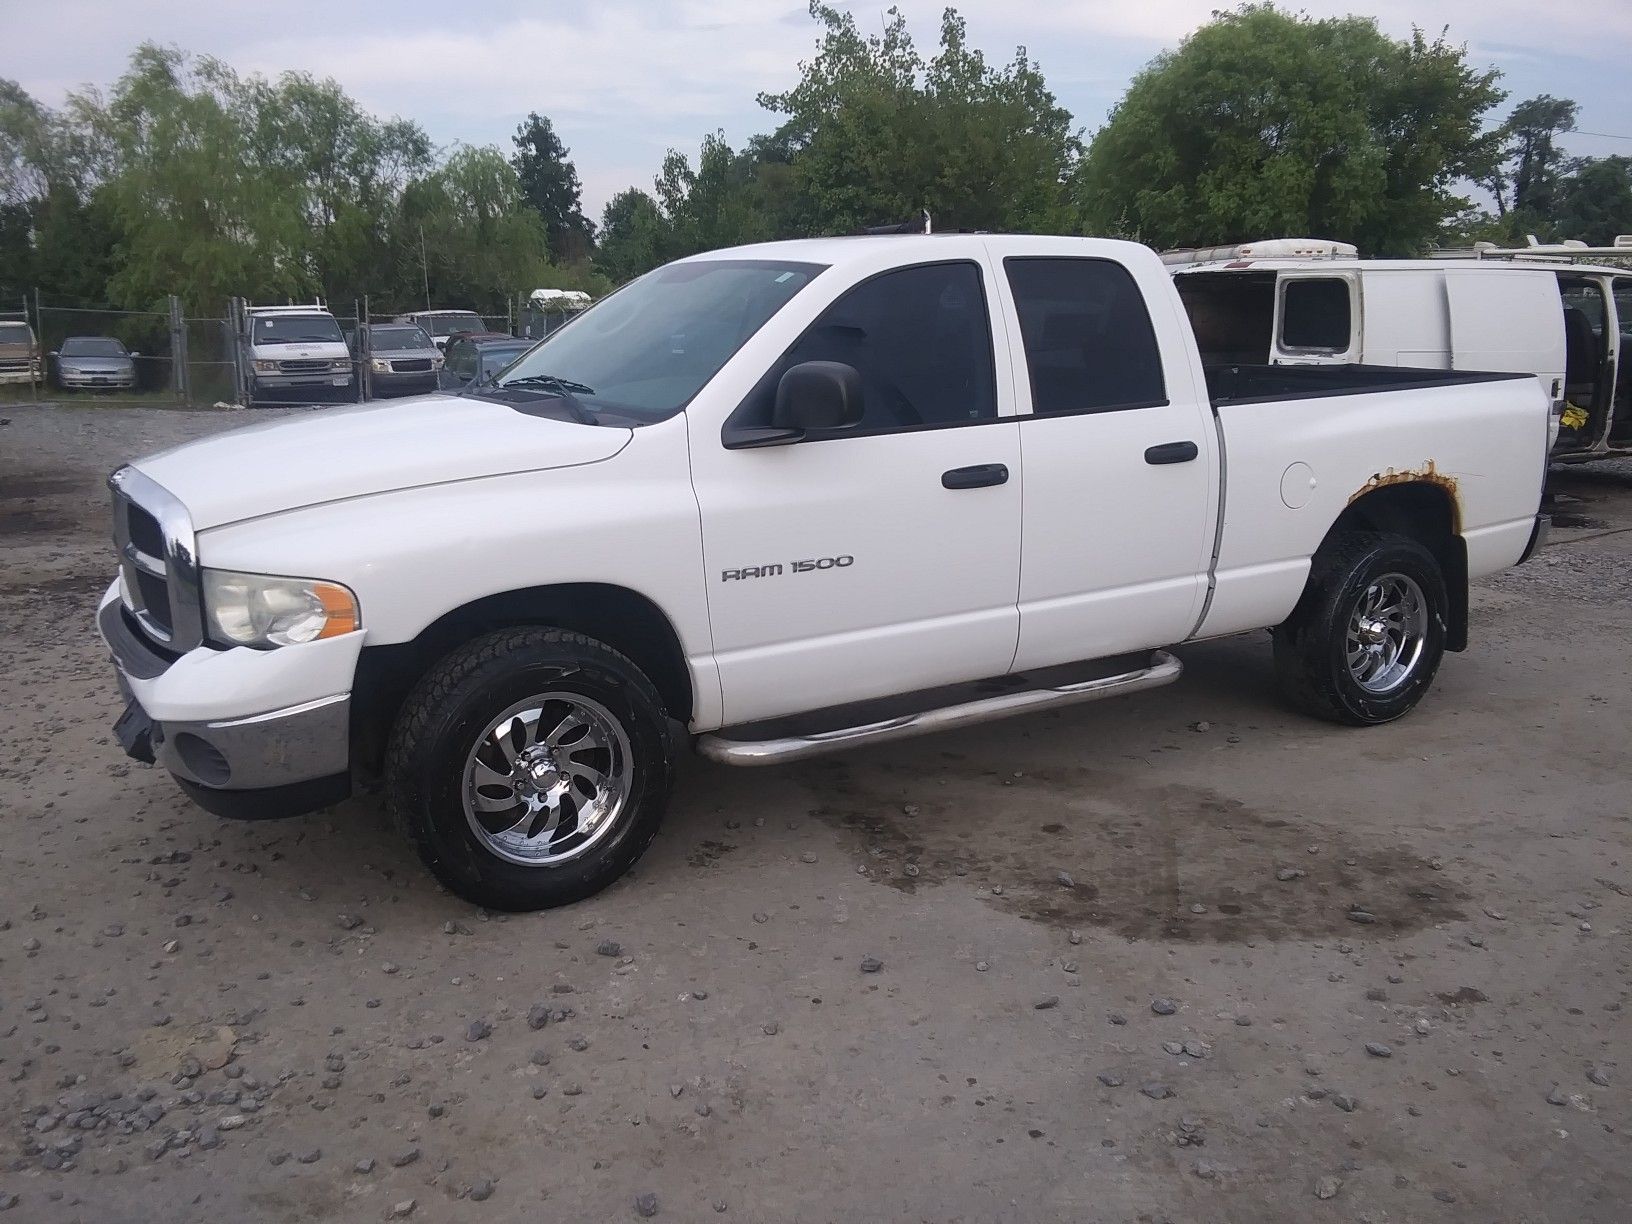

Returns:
461,693,633,866
1344,572,1428,694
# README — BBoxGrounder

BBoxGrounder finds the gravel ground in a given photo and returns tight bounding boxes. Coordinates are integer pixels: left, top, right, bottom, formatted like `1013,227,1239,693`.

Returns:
1,404,1629,1223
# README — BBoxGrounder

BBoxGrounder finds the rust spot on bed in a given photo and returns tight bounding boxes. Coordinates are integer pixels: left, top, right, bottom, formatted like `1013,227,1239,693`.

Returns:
1348,461,1461,532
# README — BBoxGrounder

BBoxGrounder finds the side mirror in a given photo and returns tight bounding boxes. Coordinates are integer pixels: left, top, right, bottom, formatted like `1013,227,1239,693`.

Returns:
48,350,58,358
773,361,864,432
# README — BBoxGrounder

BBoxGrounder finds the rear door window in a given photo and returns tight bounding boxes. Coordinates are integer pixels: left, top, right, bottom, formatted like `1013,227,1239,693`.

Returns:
1279,278,1353,352
1004,257,1166,413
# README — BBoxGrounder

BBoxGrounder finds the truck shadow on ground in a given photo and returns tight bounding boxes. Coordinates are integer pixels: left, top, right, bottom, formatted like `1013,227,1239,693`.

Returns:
688,639,1469,946
804,755,1466,944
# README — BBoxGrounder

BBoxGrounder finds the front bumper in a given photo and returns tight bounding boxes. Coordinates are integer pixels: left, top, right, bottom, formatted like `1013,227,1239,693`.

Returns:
61,373,136,388
369,370,439,396
0,368,38,385
99,587,359,818
252,371,354,388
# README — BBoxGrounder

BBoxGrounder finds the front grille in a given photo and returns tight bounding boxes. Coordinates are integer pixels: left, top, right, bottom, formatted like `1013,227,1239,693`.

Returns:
128,504,165,557
0,359,28,371
109,467,202,652
392,358,433,373
279,359,330,374
135,570,173,634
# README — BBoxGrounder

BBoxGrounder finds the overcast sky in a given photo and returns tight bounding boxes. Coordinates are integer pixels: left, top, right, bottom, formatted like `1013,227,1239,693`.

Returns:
11,0,1632,220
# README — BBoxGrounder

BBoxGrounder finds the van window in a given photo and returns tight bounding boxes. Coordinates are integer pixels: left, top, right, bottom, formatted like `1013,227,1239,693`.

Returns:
1279,279,1352,352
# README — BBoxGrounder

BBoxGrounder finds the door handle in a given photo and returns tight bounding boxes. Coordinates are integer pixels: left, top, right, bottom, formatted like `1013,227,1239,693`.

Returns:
1144,441,1199,465
942,463,1010,490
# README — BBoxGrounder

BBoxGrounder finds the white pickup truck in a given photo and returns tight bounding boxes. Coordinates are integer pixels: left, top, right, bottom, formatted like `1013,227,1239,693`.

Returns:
99,235,1551,910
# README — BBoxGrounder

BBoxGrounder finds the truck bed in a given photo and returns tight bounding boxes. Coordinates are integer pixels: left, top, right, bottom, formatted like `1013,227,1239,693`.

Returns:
1205,362,1533,407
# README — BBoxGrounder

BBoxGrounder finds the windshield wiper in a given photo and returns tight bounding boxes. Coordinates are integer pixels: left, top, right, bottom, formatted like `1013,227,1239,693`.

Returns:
502,374,596,395
465,373,599,424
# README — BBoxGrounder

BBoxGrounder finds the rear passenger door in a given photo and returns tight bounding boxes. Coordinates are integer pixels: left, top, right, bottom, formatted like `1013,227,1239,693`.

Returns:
995,253,1218,670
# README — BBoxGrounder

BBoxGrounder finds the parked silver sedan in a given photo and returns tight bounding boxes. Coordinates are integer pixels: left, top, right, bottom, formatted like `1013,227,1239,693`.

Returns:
353,324,443,397
53,336,137,390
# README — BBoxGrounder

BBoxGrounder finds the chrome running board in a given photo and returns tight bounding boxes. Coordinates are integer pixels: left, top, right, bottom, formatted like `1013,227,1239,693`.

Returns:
697,650,1182,766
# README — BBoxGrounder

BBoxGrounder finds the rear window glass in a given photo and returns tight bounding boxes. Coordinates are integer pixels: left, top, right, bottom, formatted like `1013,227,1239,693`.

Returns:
1280,279,1352,351
1005,257,1165,414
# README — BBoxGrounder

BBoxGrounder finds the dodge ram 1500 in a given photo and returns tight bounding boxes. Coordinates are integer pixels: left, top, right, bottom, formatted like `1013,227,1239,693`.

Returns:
99,235,1551,909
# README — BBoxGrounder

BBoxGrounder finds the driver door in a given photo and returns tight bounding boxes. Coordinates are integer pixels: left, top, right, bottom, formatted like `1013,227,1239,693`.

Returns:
689,258,1023,727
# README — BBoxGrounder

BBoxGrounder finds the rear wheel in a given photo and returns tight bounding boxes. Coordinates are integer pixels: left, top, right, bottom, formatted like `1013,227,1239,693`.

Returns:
1273,532,1448,726
385,627,674,910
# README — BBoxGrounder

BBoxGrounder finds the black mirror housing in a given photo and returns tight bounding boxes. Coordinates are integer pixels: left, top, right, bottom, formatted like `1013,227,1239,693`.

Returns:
773,361,863,432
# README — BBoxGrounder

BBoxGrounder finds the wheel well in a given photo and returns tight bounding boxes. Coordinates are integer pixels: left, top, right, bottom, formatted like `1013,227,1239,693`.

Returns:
1327,482,1469,652
350,584,693,775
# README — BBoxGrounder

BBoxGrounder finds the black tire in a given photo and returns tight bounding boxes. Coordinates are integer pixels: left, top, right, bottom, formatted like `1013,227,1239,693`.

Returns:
385,627,675,911
1272,531,1448,726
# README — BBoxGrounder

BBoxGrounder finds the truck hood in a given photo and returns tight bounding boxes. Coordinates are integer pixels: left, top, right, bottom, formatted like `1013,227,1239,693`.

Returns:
133,394,632,529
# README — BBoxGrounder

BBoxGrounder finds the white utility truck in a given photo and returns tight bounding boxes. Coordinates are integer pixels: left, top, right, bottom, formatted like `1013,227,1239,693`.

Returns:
1164,236,1632,461
100,235,1551,910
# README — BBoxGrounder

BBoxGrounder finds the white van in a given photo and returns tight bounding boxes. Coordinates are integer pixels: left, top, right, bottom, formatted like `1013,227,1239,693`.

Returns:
1165,239,1632,461
242,303,354,406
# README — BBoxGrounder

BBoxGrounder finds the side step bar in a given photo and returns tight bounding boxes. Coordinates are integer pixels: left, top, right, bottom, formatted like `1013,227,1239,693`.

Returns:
697,650,1182,766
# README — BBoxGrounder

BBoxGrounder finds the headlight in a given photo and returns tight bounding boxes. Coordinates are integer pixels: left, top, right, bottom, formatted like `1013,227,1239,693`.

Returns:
203,569,360,648
331,358,352,372
253,360,277,373
433,356,444,369
370,358,391,373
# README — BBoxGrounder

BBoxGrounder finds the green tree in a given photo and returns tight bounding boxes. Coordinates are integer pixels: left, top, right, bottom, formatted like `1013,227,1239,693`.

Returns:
1551,157,1632,246
1480,94,1578,231
1076,4,1505,255
85,45,316,311
511,112,593,263
759,4,1079,234
596,187,670,283
395,145,557,314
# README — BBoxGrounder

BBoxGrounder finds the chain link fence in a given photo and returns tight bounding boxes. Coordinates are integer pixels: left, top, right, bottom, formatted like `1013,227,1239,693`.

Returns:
2,289,586,409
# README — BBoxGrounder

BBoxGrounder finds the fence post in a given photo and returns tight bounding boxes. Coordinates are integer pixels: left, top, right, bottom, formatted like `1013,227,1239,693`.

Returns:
32,287,43,400
169,295,189,404
229,297,248,407
360,294,371,402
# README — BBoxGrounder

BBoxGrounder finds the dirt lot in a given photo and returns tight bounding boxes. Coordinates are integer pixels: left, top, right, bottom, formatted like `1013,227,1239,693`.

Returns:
1,403,1629,1223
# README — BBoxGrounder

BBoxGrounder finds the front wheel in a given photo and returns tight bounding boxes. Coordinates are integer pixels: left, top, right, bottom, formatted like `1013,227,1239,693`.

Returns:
1273,532,1448,726
385,627,675,910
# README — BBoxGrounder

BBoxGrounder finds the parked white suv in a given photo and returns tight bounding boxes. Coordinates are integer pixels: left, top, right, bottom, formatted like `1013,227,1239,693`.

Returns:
100,235,1550,910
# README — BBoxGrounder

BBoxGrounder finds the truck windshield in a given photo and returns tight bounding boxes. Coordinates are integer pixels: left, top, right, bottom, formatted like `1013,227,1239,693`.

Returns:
487,259,824,421
254,315,344,344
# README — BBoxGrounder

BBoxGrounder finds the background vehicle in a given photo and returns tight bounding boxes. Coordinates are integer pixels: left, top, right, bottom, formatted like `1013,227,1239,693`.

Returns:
1165,237,1632,461
98,235,1548,912
240,303,354,405
393,309,490,351
438,332,530,390
523,288,592,338
0,320,40,385
51,335,137,390
351,323,442,397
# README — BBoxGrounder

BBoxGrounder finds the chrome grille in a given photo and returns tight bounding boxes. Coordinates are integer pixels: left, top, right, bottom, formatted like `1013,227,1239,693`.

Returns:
109,467,203,652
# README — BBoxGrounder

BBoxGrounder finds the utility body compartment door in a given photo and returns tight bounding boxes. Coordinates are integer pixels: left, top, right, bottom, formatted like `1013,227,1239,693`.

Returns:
987,245,1219,671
